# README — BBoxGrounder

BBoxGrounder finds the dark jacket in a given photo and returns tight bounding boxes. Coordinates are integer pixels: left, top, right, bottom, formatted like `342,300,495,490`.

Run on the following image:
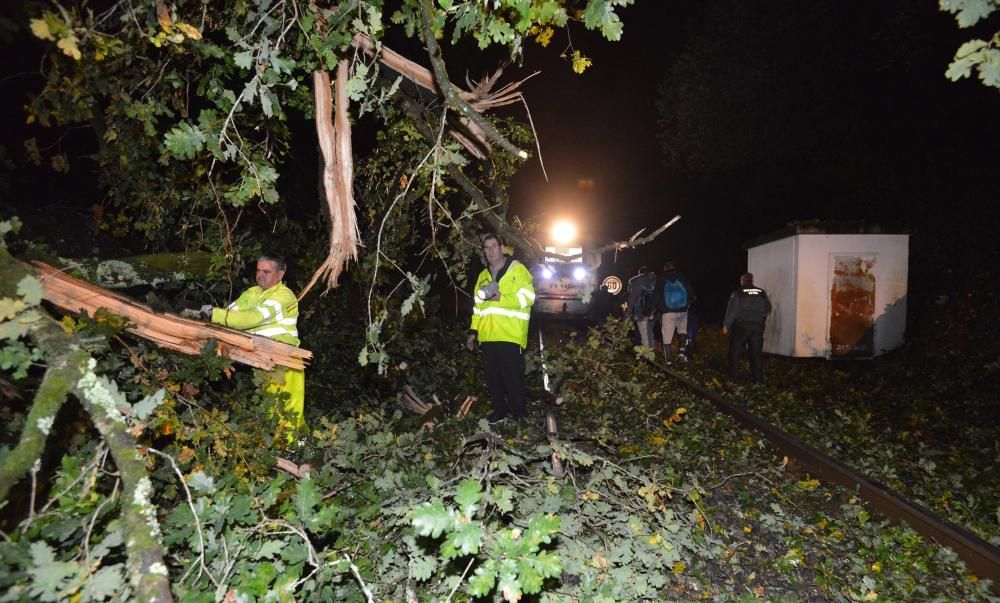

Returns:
723,286,772,328
627,272,658,320
657,270,696,314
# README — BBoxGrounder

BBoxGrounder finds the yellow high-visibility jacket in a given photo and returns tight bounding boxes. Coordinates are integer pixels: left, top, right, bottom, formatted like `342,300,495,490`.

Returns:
470,258,535,348
210,282,299,346
211,282,304,431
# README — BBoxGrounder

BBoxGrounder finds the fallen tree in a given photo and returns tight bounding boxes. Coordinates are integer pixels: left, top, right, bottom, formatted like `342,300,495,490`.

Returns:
33,261,311,372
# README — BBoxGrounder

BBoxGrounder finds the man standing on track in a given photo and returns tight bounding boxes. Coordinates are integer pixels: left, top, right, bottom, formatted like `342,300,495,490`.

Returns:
659,261,696,363
722,272,772,384
466,234,535,423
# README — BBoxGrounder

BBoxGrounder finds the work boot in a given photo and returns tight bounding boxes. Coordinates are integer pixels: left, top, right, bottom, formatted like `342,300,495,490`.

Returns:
663,344,673,365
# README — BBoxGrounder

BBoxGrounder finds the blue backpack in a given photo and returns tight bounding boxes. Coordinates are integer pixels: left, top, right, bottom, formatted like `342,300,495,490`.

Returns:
663,278,688,310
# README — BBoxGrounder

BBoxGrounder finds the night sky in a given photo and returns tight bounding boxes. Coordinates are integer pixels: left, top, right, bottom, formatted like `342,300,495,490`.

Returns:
505,1,999,316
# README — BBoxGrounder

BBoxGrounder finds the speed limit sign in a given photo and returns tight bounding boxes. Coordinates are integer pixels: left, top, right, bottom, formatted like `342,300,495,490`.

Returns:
601,275,623,296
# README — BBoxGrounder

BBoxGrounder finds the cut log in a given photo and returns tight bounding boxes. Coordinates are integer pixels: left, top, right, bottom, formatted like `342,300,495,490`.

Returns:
33,262,312,371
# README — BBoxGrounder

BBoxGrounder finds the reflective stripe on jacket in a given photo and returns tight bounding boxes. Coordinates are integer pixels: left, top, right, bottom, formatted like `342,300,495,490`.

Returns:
470,259,534,348
211,282,300,346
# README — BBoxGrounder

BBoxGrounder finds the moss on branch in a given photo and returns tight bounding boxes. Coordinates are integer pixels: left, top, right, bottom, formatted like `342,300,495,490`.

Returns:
74,359,173,602
0,247,174,601
0,334,88,501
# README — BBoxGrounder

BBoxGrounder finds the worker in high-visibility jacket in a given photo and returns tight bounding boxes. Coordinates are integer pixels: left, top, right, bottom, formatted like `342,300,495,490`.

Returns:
188,255,305,434
466,234,535,422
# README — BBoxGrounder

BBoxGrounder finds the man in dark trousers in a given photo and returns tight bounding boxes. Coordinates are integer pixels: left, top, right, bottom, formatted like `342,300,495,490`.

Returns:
722,272,772,384
466,234,535,422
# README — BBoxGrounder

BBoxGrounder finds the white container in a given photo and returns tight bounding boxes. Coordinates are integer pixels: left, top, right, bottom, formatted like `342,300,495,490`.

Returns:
746,228,909,358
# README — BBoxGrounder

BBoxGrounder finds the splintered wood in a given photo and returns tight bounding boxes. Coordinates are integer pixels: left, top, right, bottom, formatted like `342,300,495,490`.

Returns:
33,262,312,371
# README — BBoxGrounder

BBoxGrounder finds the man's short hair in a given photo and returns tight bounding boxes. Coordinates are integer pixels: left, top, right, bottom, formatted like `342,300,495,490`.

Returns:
259,254,287,272
482,233,503,247
740,272,754,287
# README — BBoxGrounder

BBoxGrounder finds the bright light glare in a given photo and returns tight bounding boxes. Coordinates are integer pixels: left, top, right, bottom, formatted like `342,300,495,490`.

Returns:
551,220,577,245
541,266,553,279
573,266,586,281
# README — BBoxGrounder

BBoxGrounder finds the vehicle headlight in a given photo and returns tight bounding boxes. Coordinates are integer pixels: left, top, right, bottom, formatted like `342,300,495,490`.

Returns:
573,266,587,281
540,266,553,279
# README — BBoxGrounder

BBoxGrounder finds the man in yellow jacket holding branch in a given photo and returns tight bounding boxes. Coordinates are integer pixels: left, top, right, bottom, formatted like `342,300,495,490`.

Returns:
466,234,535,423
185,255,305,433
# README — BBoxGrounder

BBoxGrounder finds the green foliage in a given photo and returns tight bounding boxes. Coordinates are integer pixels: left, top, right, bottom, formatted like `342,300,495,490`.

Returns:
941,0,1000,91
2,312,998,601
20,0,636,252
163,122,206,160
0,270,43,379
0,217,22,248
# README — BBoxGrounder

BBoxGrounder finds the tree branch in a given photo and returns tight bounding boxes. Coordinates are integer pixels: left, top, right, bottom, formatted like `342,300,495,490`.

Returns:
0,248,173,602
394,93,544,264
417,0,528,160
0,250,89,502
541,215,683,262
74,357,174,602
0,325,88,502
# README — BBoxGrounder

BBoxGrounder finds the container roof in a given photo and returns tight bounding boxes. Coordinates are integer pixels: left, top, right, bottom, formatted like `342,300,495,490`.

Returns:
743,220,910,249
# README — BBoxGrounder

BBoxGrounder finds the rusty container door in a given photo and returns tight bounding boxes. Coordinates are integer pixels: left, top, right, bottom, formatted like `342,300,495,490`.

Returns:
829,255,876,357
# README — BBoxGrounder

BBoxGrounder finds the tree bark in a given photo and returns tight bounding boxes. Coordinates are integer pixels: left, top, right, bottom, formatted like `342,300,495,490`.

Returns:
25,252,218,289
0,324,88,502
0,250,88,501
74,362,174,602
0,248,173,601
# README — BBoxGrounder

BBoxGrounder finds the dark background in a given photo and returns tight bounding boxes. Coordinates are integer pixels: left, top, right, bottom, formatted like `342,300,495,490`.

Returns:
504,1,999,320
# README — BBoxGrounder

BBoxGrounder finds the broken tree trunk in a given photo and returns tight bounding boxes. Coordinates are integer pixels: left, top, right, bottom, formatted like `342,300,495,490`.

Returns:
301,62,360,298
33,261,311,371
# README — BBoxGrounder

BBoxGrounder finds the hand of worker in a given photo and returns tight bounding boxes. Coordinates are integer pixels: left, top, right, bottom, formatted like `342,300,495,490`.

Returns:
180,305,214,320
476,280,499,301
466,332,477,351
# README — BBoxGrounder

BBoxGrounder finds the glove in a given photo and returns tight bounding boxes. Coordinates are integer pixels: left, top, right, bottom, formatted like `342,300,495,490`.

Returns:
181,305,214,320
476,280,499,301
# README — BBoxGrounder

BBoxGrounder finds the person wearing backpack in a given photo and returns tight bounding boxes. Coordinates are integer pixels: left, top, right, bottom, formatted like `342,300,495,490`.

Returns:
658,261,696,363
722,272,772,384
627,267,658,350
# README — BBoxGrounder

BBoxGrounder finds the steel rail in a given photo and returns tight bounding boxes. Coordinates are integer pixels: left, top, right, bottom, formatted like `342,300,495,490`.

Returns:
660,364,1000,590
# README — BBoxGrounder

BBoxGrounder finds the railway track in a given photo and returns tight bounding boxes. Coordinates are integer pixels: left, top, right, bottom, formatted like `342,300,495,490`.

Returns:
535,325,1000,591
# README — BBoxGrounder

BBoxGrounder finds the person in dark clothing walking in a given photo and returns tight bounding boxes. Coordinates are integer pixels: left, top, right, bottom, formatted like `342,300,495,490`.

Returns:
723,273,772,384
659,261,696,363
627,267,658,350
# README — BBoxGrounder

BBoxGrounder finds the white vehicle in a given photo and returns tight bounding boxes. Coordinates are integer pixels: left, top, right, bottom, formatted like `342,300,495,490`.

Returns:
530,220,621,320
531,260,597,317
